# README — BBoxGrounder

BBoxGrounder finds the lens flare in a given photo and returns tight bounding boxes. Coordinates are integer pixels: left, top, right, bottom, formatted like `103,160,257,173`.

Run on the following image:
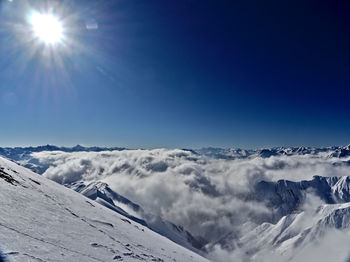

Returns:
30,13,63,45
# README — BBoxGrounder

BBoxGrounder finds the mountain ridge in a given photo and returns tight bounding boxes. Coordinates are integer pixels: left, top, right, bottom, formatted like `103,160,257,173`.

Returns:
0,156,209,262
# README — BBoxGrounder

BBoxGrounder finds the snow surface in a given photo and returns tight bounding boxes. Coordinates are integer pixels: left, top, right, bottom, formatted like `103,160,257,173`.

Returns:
68,181,206,252
210,175,350,261
234,202,350,261
0,156,209,262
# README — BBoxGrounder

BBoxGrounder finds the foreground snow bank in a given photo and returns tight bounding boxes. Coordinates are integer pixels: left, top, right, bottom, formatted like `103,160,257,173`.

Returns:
0,157,209,262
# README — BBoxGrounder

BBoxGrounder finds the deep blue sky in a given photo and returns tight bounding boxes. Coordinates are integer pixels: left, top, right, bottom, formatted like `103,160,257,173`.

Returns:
0,0,349,148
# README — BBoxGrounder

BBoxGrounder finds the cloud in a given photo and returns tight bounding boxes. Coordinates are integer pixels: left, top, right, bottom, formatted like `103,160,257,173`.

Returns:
31,149,350,260
208,192,350,262
289,229,350,262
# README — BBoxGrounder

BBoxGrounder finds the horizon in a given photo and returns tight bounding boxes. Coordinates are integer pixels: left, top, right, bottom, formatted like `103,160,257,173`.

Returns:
0,142,349,150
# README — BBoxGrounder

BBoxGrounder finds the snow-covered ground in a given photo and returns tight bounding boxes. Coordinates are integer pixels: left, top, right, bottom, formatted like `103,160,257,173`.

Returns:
0,156,209,262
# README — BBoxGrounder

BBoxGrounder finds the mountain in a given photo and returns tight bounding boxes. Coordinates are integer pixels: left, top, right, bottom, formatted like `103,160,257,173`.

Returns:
328,145,350,158
195,146,344,159
0,145,126,174
68,181,207,252
2,145,350,261
0,145,349,171
0,145,126,159
227,202,350,261
0,156,209,262
211,175,350,260
252,175,350,222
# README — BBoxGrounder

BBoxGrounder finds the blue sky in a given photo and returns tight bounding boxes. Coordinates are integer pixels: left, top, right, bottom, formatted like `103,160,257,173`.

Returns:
0,0,349,148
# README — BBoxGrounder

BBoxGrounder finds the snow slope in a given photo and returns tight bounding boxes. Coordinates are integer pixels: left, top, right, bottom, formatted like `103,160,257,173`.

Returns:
68,181,206,252
252,175,350,222
234,202,350,261
211,176,350,260
0,156,209,262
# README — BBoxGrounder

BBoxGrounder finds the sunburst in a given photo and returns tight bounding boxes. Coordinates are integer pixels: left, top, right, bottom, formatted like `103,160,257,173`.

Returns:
29,13,64,45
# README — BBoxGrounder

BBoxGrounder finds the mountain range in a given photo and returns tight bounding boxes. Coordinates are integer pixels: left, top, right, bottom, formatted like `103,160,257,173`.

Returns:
1,145,350,261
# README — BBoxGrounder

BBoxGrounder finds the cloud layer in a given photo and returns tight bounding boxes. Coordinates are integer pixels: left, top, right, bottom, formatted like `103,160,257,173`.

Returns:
32,149,350,248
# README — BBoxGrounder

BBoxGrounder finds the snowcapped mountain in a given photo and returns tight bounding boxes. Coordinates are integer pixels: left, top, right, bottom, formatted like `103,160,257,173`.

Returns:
2,145,350,261
211,175,350,260
0,156,209,262
0,145,125,174
328,144,350,158
68,181,207,252
224,202,350,261
252,175,350,222
194,145,345,159
0,144,347,179
1,144,348,166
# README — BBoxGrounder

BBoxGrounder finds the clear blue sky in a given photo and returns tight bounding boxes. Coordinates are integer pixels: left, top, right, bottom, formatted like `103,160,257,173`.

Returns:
0,0,349,148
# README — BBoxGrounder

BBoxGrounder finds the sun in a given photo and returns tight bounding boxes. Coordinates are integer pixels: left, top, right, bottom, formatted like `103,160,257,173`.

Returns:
29,13,64,45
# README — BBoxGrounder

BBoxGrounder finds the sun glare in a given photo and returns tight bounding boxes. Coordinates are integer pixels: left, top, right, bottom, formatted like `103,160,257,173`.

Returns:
30,13,63,45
